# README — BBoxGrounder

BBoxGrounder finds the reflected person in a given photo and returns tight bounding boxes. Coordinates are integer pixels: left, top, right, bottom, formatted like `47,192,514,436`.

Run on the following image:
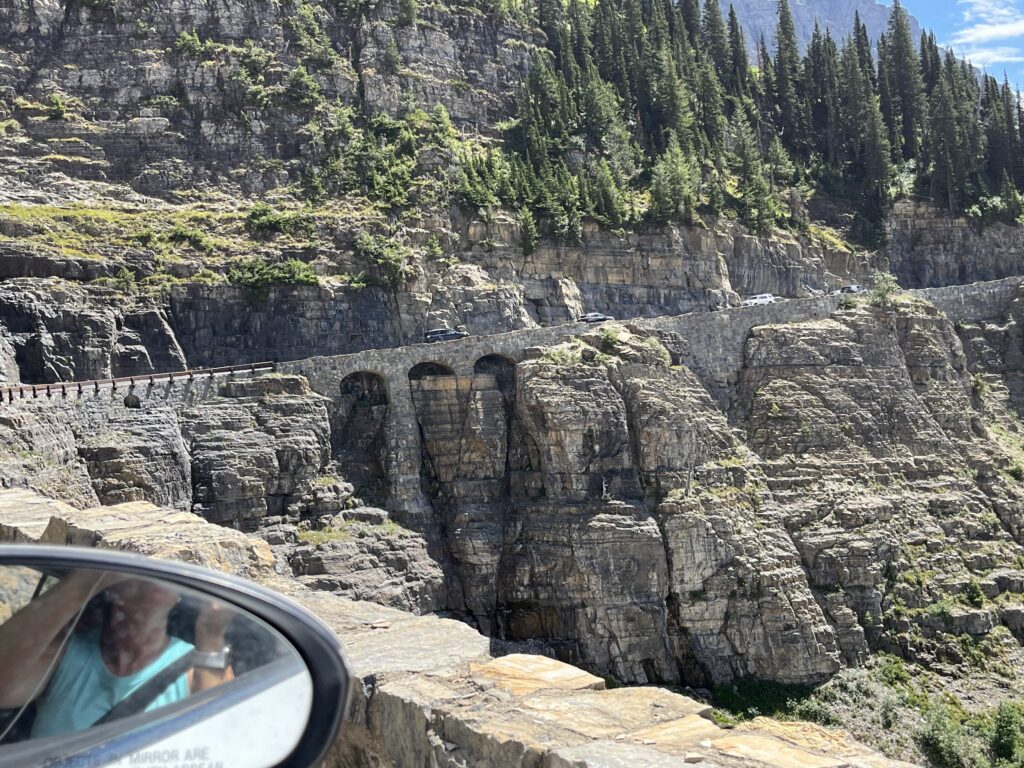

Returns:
0,570,234,739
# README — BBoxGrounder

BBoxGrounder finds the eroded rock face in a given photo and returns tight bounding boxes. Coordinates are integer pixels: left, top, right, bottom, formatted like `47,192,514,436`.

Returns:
0,279,186,383
741,303,1024,671
180,376,331,530
2,295,1024,697
288,516,446,615
74,405,191,509
0,487,914,768
887,199,1024,288
398,328,844,686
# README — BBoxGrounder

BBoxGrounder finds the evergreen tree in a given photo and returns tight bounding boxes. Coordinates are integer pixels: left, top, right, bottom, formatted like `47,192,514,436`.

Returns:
733,113,776,230
863,93,893,211
518,206,538,255
852,12,875,88
592,158,626,225
679,0,701,46
773,0,806,151
804,24,839,165
884,0,926,159
649,132,697,223
695,56,726,151
726,4,748,96
701,0,730,84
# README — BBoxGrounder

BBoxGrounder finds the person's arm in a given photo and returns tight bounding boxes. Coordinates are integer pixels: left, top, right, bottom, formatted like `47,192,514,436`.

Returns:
188,602,234,694
0,571,108,708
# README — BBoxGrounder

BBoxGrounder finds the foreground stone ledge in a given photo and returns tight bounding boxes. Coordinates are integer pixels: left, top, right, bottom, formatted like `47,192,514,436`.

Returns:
0,489,918,767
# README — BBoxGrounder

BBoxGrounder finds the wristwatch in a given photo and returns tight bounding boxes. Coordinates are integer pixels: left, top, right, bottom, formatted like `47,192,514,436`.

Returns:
192,645,231,670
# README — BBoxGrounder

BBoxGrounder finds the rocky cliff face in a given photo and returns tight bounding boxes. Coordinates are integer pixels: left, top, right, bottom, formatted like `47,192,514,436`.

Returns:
0,486,917,768
7,294,1022,699
0,0,887,388
886,199,1024,289
3,0,1024,760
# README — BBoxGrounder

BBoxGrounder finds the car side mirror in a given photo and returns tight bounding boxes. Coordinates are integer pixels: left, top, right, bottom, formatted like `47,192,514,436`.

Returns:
0,545,351,768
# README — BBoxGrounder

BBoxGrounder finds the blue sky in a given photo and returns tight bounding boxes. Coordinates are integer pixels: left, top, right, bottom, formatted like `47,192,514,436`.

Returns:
899,0,1024,87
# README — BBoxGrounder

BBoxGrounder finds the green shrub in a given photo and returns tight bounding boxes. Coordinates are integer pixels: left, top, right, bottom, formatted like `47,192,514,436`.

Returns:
965,578,986,608
597,326,620,352
972,373,991,399
918,706,988,768
868,271,901,310
227,256,319,300
712,678,814,721
284,4,337,68
45,94,67,121
245,202,310,237
991,702,1024,761
382,37,402,73
425,234,444,260
175,29,213,57
284,66,322,108
133,227,156,247
873,654,911,687
238,40,273,79
354,231,411,288
397,0,418,25
167,223,213,252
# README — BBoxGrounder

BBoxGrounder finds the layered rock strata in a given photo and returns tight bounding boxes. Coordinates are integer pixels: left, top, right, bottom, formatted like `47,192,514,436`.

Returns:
0,487,917,768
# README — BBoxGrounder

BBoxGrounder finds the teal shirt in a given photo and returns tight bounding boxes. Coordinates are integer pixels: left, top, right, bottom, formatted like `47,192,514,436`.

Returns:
31,629,193,739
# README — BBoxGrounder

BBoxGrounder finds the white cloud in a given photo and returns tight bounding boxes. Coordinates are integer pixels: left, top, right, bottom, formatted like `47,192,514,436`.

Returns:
953,19,1024,44
960,45,1024,65
952,0,1024,44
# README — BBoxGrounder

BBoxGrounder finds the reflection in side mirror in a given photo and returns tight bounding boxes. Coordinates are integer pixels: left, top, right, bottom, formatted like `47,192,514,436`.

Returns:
0,547,350,768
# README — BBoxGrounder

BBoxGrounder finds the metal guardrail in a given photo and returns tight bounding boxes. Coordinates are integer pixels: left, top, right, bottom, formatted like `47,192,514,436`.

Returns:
0,361,277,403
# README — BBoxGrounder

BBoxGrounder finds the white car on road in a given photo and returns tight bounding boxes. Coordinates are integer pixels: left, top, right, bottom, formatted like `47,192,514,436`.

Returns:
741,294,779,307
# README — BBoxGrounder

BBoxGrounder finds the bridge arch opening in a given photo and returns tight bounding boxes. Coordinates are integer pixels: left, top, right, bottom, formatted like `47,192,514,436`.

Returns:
331,371,389,504
408,361,455,381
339,370,389,406
473,354,517,395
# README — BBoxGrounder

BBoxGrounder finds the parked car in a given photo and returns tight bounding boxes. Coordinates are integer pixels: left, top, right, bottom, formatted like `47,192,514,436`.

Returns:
740,294,778,307
423,328,469,343
579,312,614,323
830,285,866,295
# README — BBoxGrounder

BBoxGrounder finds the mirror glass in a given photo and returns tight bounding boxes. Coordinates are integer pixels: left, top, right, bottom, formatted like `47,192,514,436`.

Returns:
0,565,313,767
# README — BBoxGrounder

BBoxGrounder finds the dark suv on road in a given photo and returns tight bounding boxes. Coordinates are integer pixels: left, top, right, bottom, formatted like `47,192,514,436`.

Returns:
423,328,469,343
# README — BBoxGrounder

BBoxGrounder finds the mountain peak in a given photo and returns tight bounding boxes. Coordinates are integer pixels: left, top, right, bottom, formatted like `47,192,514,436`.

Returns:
728,0,922,53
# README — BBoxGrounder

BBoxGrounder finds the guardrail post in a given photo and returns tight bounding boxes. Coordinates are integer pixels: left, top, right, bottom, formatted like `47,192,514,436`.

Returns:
61,384,66,399
45,385,51,399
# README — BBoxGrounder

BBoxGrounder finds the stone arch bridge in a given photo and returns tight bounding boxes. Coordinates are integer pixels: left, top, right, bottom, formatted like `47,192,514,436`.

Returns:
0,277,1017,522
275,276,1024,520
